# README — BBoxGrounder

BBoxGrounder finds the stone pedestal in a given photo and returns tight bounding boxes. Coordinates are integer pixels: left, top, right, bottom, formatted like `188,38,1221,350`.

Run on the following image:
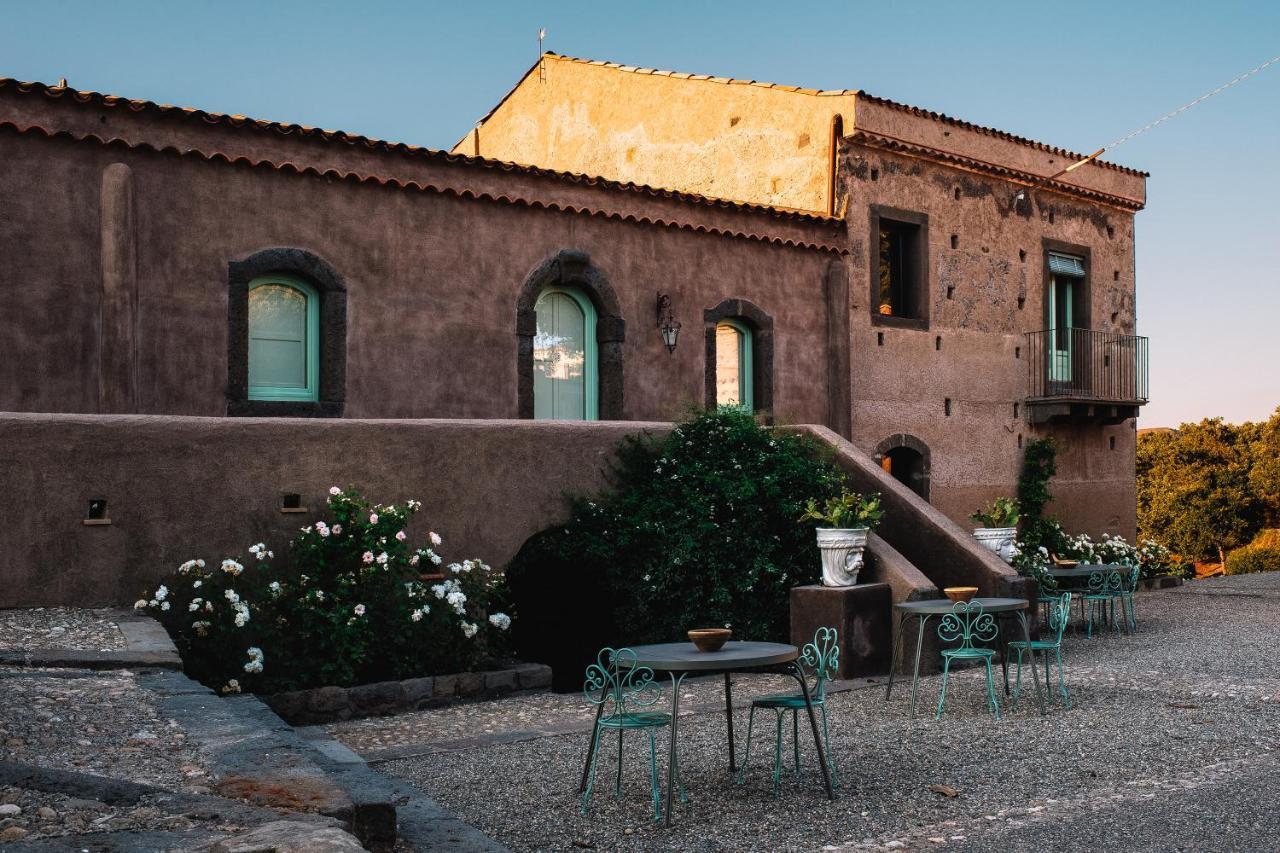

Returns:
790,583,892,679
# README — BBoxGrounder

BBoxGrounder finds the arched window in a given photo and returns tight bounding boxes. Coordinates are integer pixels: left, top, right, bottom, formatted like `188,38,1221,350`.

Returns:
248,275,319,402
714,319,753,410
533,286,598,420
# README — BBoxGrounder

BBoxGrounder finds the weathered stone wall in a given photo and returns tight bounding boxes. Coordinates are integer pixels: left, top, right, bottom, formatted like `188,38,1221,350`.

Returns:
455,54,857,213
0,126,840,426
840,140,1139,539
0,414,673,608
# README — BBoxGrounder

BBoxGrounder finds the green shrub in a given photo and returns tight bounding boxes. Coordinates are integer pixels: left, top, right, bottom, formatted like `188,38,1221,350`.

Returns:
1225,545,1280,575
506,409,846,684
1250,528,1280,549
971,497,1021,529
136,488,510,694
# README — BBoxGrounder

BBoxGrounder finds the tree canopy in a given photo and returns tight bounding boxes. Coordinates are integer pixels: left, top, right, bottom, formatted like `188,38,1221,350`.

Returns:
1137,407,1280,561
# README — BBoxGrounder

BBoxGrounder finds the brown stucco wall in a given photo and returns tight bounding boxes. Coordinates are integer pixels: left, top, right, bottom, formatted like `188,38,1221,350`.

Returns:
839,141,1140,540
454,54,857,213
0,126,840,426
0,414,673,608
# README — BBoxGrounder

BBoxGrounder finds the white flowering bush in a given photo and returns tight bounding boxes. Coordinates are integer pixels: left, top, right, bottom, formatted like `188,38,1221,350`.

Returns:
1011,519,1190,586
137,488,511,693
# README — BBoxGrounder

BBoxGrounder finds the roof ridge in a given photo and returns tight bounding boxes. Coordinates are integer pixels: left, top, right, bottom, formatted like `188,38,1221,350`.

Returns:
542,52,1146,178
0,77,841,223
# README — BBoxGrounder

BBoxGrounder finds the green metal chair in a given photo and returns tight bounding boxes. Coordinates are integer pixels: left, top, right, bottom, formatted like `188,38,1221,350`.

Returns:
736,626,840,795
580,647,680,820
1009,592,1073,707
1118,561,1141,633
935,601,1001,720
1080,568,1126,637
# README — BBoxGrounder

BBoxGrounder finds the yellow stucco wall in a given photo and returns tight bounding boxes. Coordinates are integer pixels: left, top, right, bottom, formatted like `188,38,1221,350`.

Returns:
454,54,858,214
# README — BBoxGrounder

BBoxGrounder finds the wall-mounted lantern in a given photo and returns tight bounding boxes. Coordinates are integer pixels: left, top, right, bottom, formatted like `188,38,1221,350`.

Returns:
656,292,681,354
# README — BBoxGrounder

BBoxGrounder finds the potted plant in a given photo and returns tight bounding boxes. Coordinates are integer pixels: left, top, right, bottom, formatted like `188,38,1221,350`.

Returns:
799,491,884,587
970,497,1021,562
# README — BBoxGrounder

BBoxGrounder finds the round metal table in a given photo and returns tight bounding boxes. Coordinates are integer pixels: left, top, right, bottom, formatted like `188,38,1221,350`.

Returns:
1048,563,1126,583
580,640,834,826
885,597,1045,717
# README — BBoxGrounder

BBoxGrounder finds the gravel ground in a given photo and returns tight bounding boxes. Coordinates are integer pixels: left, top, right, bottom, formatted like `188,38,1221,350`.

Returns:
0,785,233,844
0,668,213,793
0,607,126,651
372,576,1280,852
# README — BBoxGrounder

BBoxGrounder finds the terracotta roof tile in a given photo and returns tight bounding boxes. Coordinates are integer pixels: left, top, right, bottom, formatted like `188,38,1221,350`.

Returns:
0,121,847,254
847,130,1145,211
0,76,843,226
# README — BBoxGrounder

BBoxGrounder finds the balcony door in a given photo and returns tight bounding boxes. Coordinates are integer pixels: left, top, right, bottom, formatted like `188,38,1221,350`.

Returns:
1047,252,1085,387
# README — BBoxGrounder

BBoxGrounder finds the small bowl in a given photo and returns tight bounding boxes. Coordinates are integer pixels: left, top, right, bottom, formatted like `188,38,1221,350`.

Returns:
944,586,979,603
688,628,732,652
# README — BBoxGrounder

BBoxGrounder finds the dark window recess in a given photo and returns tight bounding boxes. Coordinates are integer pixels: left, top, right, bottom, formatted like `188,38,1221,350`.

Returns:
1018,295,1026,309
1015,346,1021,359
1018,433,1024,448
946,286,954,300
950,234,959,249
87,499,108,520
944,398,952,416
1107,226,1115,238
1109,436,1117,450
1114,270,1120,281
877,219,922,319
1014,402,1020,418
282,493,302,509
870,168,879,181
954,187,962,200
1019,249,1027,262
1049,209,1056,224
877,332,884,346
935,336,942,351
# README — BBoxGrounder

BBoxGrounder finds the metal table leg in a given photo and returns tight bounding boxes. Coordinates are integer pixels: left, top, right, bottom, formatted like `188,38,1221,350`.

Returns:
909,615,931,717
723,672,736,773
579,701,605,793
789,664,835,800
663,671,687,827
1016,612,1046,715
885,612,908,700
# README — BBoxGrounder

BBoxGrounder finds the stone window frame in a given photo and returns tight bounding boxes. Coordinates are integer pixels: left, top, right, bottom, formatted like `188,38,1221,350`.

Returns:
516,250,626,420
869,205,930,330
703,298,774,418
227,248,347,418
874,433,931,501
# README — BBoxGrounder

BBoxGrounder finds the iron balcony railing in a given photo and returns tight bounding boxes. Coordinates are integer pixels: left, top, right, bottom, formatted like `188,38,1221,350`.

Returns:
1025,327,1149,404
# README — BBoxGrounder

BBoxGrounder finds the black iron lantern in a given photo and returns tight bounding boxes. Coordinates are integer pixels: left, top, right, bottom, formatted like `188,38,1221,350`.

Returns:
656,292,681,354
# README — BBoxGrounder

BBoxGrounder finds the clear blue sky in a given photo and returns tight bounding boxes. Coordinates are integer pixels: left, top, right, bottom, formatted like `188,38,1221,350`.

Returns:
3,0,1277,428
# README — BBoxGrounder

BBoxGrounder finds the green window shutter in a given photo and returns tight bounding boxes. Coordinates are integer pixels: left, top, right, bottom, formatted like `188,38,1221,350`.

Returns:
532,286,598,420
248,276,320,402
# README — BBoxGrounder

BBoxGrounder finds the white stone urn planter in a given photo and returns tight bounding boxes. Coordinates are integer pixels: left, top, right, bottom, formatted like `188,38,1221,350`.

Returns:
817,527,869,587
973,526,1018,563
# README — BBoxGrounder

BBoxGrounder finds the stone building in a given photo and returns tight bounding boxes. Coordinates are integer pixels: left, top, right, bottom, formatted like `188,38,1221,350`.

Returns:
458,53,1150,535
0,55,1148,605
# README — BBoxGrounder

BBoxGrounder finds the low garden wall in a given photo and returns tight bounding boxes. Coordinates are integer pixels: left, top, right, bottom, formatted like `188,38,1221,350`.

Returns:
0,413,672,607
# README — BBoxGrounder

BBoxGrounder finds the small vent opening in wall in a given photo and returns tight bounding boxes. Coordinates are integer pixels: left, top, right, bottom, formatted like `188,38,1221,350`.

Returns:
1014,402,1020,418
1110,436,1117,450
84,498,110,526
944,398,952,416
281,493,308,514
1015,346,1021,359
1018,433,1023,449
935,336,942,351
877,331,884,346
1019,249,1026,262
946,285,955,299
1017,295,1026,309
950,234,959,249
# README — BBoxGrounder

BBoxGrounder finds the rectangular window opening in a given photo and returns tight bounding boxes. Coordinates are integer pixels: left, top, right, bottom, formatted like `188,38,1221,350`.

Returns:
874,214,925,322
944,398,952,416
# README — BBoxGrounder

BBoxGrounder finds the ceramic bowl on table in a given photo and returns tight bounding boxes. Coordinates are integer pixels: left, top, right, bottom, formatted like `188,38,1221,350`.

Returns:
688,628,731,652
943,586,979,603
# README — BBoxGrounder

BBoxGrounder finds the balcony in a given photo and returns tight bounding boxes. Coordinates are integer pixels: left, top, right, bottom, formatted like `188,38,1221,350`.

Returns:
1024,328,1149,424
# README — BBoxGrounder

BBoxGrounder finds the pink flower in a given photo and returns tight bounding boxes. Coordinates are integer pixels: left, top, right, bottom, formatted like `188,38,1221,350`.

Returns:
362,551,374,564
369,513,379,524
329,486,341,496
395,531,407,542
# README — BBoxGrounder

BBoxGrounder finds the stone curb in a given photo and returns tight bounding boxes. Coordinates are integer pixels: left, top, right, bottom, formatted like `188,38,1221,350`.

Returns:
141,670,388,845
263,661,553,726
0,610,181,670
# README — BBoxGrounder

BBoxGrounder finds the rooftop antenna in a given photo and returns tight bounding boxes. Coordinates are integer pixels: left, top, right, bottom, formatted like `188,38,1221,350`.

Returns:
538,28,547,83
